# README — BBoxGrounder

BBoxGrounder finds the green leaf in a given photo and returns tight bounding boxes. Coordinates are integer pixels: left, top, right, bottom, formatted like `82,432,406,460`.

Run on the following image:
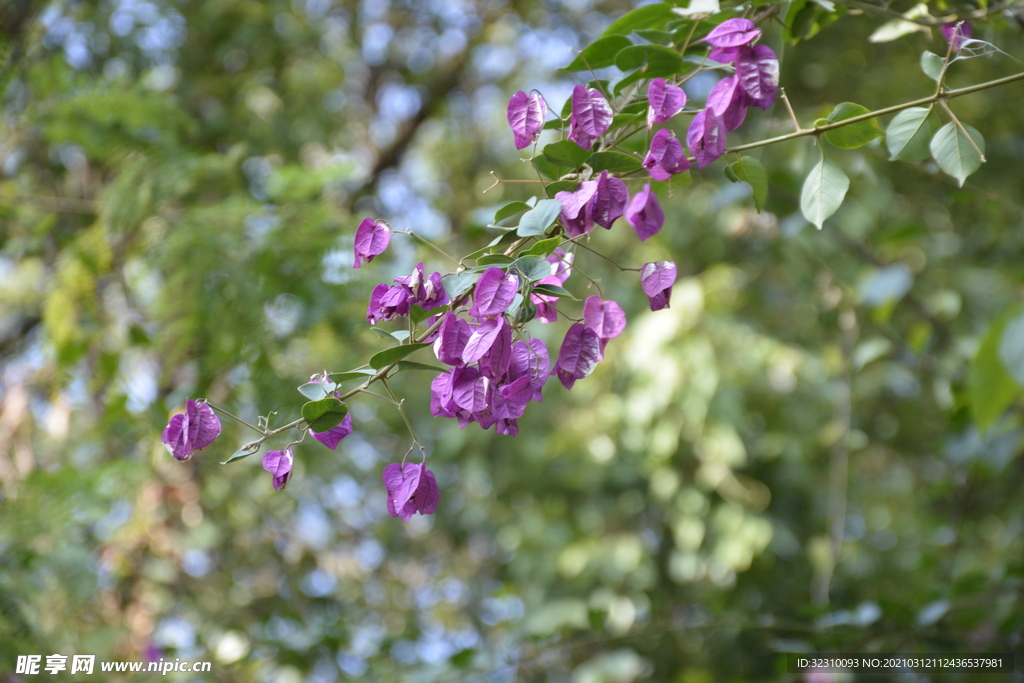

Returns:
824,102,883,149
221,443,261,465
726,155,768,212
532,283,578,300
494,201,533,223
970,310,1023,432
930,122,985,187
608,112,645,132
602,3,675,37
327,370,375,384
920,50,945,81
517,199,564,237
396,360,449,373
998,311,1024,387
411,304,445,325
298,381,334,400
368,342,432,370
533,154,565,180
800,156,849,230
886,107,938,161
521,236,562,257
614,44,685,79
476,253,515,266
588,151,644,175
562,35,633,71
542,140,593,169
511,256,555,282
301,398,349,432
544,180,579,196
442,271,480,300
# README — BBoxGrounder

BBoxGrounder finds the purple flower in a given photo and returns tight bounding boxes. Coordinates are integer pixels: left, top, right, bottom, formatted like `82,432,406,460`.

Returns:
703,18,761,48
463,317,506,365
941,21,972,50
383,462,439,521
262,449,294,491
556,171,627,236
590,171,628,229
735,44,779,110
434,311,471,366
568,85,612,150
480,318,513,380
583,296,626,358
310,412,353,450
395,262,450,311
530,274,563,324
556,179,598,237
641,261,677,311
553,323,601,390
707,76,748,132
162,399,222,461
547,248,574,283
647,78,686,129
366,283,409,324
507,90,548,150
644,129,690,181
471,267,519,319
353,218,391,268
507,337,550,402
687,109,727,169
625,185,665,242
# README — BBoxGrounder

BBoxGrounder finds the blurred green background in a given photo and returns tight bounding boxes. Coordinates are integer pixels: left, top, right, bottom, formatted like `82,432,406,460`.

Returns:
1,0,1024,681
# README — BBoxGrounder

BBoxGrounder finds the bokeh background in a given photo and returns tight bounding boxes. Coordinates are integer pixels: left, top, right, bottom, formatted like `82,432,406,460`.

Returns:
2,0,1024,681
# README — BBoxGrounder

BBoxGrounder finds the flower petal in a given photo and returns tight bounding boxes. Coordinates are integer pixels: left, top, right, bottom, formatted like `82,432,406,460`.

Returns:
353,218,391,268
471,268,519,318
185,399,221,451
625,185,665,241
568,85,612,150
310,412,353,451
507,91,547,150
647,78,687,128
703,18,761,48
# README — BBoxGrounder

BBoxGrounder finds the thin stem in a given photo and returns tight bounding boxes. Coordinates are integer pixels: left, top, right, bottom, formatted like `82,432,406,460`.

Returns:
205,403,264,436
381,377,422,447
571,237,640,272
780,87,803,132
394,230,462,266
355,387,400,405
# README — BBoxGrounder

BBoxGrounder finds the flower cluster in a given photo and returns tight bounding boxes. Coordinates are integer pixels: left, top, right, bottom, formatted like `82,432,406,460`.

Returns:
367,262,450,324
689,18,779,168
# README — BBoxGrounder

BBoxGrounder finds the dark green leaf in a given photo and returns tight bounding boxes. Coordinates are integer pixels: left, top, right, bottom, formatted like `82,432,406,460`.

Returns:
494,201,533,223
532,283,578,300
608,112,645,132
328,370,375,384
521,236,562,257
544,180,579,196
517,199,564,237
614,44,685,78
588,151,644,175
602,3,675,37
396,360,449,373
476,254,515,266
824,102,883,149
562,35,633,71
301,398,349,432
411,304,445,325
726,156,768,212
542,140,593,169
221,443,261,465
368,342,432,370
533,154,564,179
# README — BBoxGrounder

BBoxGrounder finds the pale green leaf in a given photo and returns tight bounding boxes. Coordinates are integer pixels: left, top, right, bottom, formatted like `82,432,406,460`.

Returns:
929,122,985,187
800,157,850,229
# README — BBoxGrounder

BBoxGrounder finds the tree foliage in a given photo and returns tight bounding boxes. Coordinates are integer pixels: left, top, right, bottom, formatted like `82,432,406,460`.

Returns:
2,1,1024,681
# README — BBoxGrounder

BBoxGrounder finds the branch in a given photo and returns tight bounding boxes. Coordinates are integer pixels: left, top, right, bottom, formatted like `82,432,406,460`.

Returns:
720,70,1024,157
